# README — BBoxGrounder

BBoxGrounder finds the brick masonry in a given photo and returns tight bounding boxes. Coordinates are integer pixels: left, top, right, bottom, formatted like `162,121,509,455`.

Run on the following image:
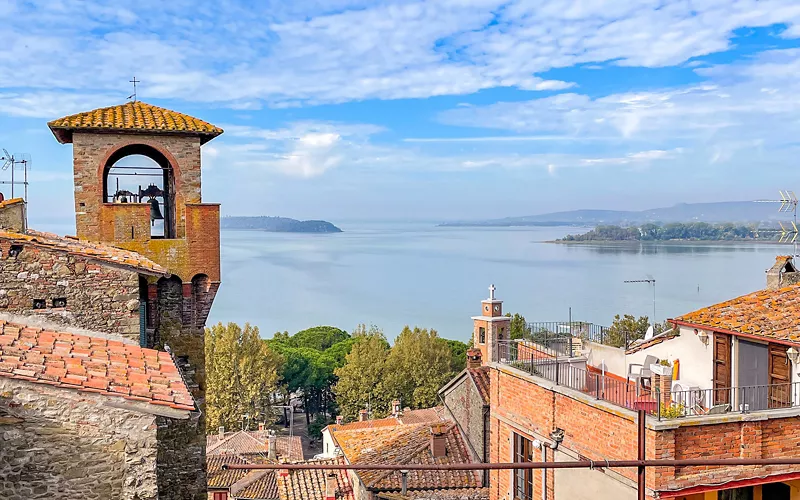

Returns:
0,199,25,232
0,240,143,342
488,364,800,499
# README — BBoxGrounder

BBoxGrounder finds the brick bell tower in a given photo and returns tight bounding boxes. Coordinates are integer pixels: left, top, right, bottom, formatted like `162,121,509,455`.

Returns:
472,284,510,364
48,101,222,369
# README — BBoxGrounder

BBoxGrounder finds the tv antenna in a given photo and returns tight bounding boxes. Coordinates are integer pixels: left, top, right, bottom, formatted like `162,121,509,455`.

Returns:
623,276,656,329
755,191,798,256
0,149,31,201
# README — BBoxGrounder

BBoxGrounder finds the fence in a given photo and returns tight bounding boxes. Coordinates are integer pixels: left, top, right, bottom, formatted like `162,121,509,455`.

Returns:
524,321,619,352
497,340,800,420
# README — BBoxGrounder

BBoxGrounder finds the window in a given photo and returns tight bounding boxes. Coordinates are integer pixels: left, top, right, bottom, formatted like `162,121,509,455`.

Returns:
8,245,22,258
32,299,46,310
52,298,67,308
513,433,534,500
499,327,505,341
212,492,228,500
479,327,486,344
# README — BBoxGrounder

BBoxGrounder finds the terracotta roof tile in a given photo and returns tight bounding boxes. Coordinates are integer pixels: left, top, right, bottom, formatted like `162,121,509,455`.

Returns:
0,198,23,210
0,320,194,412
625,329,681,354
328,406,446,433
378,488,490,499
233,470,280,500
467,368,490,405
0,229,168,276
278,458,355,500
333,421,480,492
675,284,800,344
206,430,303,461
207,454,251,489
48,101,223,144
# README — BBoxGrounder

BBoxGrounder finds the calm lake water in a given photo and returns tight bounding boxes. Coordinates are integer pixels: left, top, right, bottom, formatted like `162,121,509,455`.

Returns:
209,222,788,343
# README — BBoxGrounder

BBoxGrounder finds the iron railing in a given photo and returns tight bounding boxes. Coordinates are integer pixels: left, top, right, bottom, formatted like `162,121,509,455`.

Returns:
523,321,618,351
497,340,800,420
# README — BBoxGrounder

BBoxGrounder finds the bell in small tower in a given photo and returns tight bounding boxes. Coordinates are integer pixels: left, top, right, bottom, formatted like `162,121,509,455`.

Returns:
149,198,164,225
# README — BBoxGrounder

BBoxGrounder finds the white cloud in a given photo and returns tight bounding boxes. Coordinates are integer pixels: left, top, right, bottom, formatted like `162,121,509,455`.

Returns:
2,0,800,110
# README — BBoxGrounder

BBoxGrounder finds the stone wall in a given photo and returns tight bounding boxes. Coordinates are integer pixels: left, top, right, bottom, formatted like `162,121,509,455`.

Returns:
0,240,142,342
156,412,207,499
0,377,160,500
442,375,488,462
0,199,25,232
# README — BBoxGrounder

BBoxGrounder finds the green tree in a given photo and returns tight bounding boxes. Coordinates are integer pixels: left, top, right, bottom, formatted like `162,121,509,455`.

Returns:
605,315,673,348
445,339,469,372
505,313,532,339
383,326,455,411
333,328,390,421
206,322,282,433
290,326,349,351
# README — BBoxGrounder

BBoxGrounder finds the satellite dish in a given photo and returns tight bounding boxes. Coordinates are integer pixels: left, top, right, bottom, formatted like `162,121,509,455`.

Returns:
644,325,655,341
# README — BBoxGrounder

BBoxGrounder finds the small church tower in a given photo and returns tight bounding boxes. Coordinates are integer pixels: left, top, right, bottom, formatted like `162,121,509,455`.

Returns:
472,284,511,364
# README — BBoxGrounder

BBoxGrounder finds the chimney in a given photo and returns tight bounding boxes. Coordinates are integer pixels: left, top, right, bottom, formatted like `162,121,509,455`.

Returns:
218,426,224,437
324,472,338,500
279,468,289,478
258,422,265,432
335,415,343,425
466,348,483,369
267,430,277,461
359,409,368,422
391,400,402,417
767,256,800,290
430,423,448,458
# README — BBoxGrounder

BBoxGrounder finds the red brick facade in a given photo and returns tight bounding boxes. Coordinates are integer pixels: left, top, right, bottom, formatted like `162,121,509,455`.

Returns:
489,364,800,499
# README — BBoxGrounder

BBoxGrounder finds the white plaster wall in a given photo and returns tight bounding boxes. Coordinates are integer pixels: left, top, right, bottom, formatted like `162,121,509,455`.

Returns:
584,341,626,376
553,449,636,500
626,327,714,390
321,428,336,458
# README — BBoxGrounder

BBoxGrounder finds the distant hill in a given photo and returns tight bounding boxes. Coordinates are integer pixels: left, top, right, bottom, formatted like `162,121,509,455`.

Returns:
439,201,785,227
222,216,342,233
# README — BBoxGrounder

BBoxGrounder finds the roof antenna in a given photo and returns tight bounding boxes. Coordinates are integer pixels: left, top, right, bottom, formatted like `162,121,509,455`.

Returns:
128,76,139,102
755,191,798,257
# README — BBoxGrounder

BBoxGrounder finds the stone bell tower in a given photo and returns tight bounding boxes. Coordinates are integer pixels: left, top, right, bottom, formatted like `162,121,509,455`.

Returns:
48,101,222,341
472,284,511,364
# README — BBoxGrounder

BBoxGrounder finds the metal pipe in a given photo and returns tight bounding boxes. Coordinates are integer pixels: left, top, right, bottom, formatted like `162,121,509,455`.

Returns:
400,470,408,495
222,458,800,471
638,410,646,500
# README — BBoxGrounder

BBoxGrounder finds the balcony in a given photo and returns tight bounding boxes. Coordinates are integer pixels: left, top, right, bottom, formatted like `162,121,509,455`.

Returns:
495,339,800,421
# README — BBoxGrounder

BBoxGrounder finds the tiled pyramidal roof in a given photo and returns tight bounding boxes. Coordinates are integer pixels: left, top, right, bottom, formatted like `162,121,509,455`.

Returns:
48,101,223,144
676,283,800,343
0,320,195,411
206,430,303,461
0,229,168,276
278,458,355,500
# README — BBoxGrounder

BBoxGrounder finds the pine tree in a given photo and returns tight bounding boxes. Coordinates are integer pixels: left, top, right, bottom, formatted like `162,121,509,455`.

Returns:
333,327,390,421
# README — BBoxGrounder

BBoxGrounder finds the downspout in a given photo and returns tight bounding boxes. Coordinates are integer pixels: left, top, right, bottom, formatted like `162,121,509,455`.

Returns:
482,404,489,485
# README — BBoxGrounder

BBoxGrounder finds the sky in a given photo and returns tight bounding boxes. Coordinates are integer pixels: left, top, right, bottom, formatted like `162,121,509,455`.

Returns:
3,0,800,227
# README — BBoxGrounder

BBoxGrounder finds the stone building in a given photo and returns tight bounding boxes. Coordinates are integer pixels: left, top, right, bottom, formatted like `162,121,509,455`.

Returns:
439,352,490,465
0,317,197,499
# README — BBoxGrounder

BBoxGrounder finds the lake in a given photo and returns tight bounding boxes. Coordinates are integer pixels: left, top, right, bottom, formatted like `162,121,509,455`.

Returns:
209,222,788,343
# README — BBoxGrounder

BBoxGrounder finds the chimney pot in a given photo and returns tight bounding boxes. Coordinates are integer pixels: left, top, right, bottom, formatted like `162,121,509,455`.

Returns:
359,409,368,422
218,426,224,437
392,400,401,417
324,472,338,500
466,348,483,368
258,422,265,432
267,430,277,461
335,415,343,425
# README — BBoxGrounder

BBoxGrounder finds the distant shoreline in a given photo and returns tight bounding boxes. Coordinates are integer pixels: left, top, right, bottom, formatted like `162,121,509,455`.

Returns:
546,239,785,245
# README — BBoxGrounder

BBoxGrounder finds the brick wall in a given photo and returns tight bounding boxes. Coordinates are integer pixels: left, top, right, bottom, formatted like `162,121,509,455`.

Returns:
489,364,800,499
0,377,160,500
0,240,142,342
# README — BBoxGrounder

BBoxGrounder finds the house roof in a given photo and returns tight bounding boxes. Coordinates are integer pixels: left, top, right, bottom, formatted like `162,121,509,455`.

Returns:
674,284,800,344
377,488,490,500
625,329,681,355
278,458,355,500
333,421,481,492
207,454,251,489
48,101,223,144
0,229,168,276
0,320,195,412
206,430,303,461
467,368,490,405
327,407,447,433
233,470,280,500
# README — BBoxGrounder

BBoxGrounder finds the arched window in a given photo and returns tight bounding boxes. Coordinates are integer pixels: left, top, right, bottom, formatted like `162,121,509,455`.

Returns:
103,145,175,238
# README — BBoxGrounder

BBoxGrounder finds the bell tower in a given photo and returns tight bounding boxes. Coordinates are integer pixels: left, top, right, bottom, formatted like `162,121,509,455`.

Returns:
472,284,511,364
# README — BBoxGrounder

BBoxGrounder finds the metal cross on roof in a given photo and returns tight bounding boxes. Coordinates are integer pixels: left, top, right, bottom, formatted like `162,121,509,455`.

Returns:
128,77,140,102
489,284,496,300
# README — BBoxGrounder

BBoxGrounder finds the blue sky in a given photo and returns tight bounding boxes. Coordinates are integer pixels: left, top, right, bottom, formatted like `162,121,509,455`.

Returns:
3,0,800,227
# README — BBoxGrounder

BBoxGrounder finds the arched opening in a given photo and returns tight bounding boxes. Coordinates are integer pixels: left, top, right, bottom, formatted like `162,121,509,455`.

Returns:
103,145,176,238
157,275,183,330
191,274,211,328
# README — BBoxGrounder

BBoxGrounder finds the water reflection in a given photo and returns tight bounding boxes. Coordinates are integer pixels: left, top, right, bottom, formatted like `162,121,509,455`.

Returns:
563,242,780,255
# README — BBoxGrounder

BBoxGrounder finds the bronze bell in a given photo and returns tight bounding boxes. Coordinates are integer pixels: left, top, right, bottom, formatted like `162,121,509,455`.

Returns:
149,198,164,224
